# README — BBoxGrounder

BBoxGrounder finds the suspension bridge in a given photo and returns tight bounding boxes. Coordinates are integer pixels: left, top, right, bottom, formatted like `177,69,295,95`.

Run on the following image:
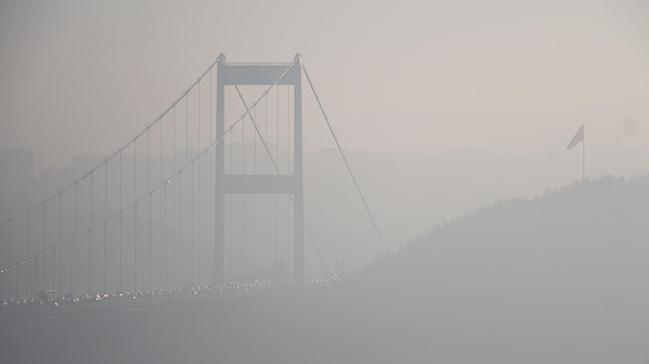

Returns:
0,54,387,310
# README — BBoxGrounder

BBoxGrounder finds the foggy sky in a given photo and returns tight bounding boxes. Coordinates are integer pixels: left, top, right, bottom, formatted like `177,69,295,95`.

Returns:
1,0,648,171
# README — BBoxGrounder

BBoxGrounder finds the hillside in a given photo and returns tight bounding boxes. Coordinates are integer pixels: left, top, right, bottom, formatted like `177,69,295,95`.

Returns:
334,174,649,362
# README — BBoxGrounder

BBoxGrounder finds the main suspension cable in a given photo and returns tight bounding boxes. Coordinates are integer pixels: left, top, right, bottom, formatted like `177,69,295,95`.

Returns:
301,61,390,256
0,55,223,233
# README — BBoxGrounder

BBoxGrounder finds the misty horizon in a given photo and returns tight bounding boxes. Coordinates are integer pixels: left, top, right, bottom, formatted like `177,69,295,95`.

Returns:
1,0,648,170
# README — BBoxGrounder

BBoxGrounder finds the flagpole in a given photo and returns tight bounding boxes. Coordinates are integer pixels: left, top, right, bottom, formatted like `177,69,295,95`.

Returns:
582,121,585,180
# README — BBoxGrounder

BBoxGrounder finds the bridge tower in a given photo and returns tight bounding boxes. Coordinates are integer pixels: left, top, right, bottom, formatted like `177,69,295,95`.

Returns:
214,54,304,286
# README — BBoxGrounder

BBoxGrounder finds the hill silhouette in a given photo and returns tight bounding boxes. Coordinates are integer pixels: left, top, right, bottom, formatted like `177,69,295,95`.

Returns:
327,174,649,362
2,175,649,363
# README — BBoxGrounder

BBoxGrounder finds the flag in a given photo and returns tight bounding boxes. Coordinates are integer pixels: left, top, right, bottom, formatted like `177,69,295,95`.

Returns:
566,125,584,150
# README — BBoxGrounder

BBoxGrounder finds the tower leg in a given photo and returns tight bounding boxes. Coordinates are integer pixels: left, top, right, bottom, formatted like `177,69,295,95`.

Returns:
293,56,304,287
214,55,226,285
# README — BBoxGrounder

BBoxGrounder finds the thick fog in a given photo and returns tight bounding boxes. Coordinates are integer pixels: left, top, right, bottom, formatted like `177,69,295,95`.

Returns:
1,0,649,363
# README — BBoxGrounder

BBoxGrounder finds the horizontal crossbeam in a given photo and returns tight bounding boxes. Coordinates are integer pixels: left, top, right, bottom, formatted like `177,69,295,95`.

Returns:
219,64,300,86
222,175,297,194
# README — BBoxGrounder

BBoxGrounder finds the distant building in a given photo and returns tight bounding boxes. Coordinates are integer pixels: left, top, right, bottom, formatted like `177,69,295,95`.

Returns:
0,147,35,223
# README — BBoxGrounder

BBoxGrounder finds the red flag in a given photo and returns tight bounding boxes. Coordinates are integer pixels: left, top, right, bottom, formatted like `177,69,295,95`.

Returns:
566,125,584,150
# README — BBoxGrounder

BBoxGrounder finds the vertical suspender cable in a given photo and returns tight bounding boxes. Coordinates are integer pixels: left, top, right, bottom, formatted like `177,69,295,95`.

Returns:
42,203,45,293
177,168,181,286
172,107,176,288
185,95,189,284
133,139,138,291
160,181,169,288
286,84,290,168
35,205,42,298
7,222,12,297
161,119,166,289
0,248,3,300
56,191,62,294
287,85,291,270
191,160,195,283
33,252,37,299
119,150,123,292
186,95,190,169
147,127,152,290
7,219,11,299
160,180,169,287
264,95,269,275
252,105,257,276
35,215,40,298
89,174,94,294
0,236,4,300
241,97,245,279
203,152,208,284
104,160,108,293
25,211,29,298
229,115,233,279
179,169,184,284
0,245,3,300
0,228,4,300
275,86,280,270
134,197,138,292
190,91,195,284
208,69,213,284
14,256,18,300
72,182,77,295
160,119,165,287
209,69,213,142
198,82,203,283
27,212,30,297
